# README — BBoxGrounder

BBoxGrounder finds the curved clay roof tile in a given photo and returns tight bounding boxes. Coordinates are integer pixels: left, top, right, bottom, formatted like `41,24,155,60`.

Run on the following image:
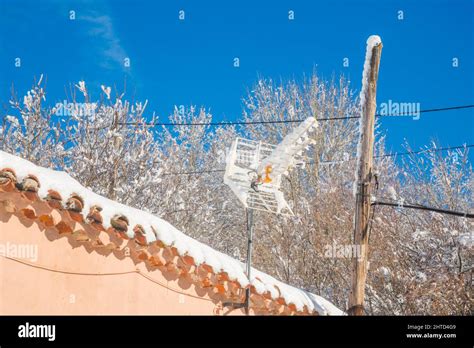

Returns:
46,189,62,201
45,190,63,209
110,214,129,238
66,194,84,213
87,205,103,224
0,168,17,192
133,225,148,246
20,175,40,192
0,168,17,183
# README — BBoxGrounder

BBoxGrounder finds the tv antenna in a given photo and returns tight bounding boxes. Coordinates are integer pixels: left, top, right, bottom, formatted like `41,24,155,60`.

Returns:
222,117,318,313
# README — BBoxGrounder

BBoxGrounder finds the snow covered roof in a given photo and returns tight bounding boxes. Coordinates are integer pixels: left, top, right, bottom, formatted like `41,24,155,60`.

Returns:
0,150,344,315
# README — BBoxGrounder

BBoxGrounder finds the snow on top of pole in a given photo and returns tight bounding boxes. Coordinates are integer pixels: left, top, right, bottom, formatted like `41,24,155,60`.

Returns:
359,35,382,112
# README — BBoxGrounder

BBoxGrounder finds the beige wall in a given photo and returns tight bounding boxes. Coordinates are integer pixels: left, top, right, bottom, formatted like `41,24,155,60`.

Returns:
0,199,246,315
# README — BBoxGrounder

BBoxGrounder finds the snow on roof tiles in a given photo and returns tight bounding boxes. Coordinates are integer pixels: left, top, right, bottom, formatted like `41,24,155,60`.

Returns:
0,150,344,315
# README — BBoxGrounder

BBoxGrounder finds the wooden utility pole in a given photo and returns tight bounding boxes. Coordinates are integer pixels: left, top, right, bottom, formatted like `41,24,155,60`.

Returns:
348,39,382,316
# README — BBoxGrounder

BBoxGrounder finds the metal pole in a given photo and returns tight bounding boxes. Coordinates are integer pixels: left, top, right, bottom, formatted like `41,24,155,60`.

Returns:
244,208,254,314
221,208,255,313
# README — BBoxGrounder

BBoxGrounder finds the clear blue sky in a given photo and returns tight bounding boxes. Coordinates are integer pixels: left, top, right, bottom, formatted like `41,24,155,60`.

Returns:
1,0,473,157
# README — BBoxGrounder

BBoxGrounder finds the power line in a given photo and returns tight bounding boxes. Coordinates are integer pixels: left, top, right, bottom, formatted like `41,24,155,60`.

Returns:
376,144,474,158
118,104,474,127
371,200,474,218
2,255,214,302
120,115,360,127
160,169,225,176
319,144,474,164
159,142,473,176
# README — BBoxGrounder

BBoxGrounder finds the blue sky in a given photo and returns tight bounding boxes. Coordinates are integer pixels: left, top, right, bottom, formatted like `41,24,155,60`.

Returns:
0,0,473,157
